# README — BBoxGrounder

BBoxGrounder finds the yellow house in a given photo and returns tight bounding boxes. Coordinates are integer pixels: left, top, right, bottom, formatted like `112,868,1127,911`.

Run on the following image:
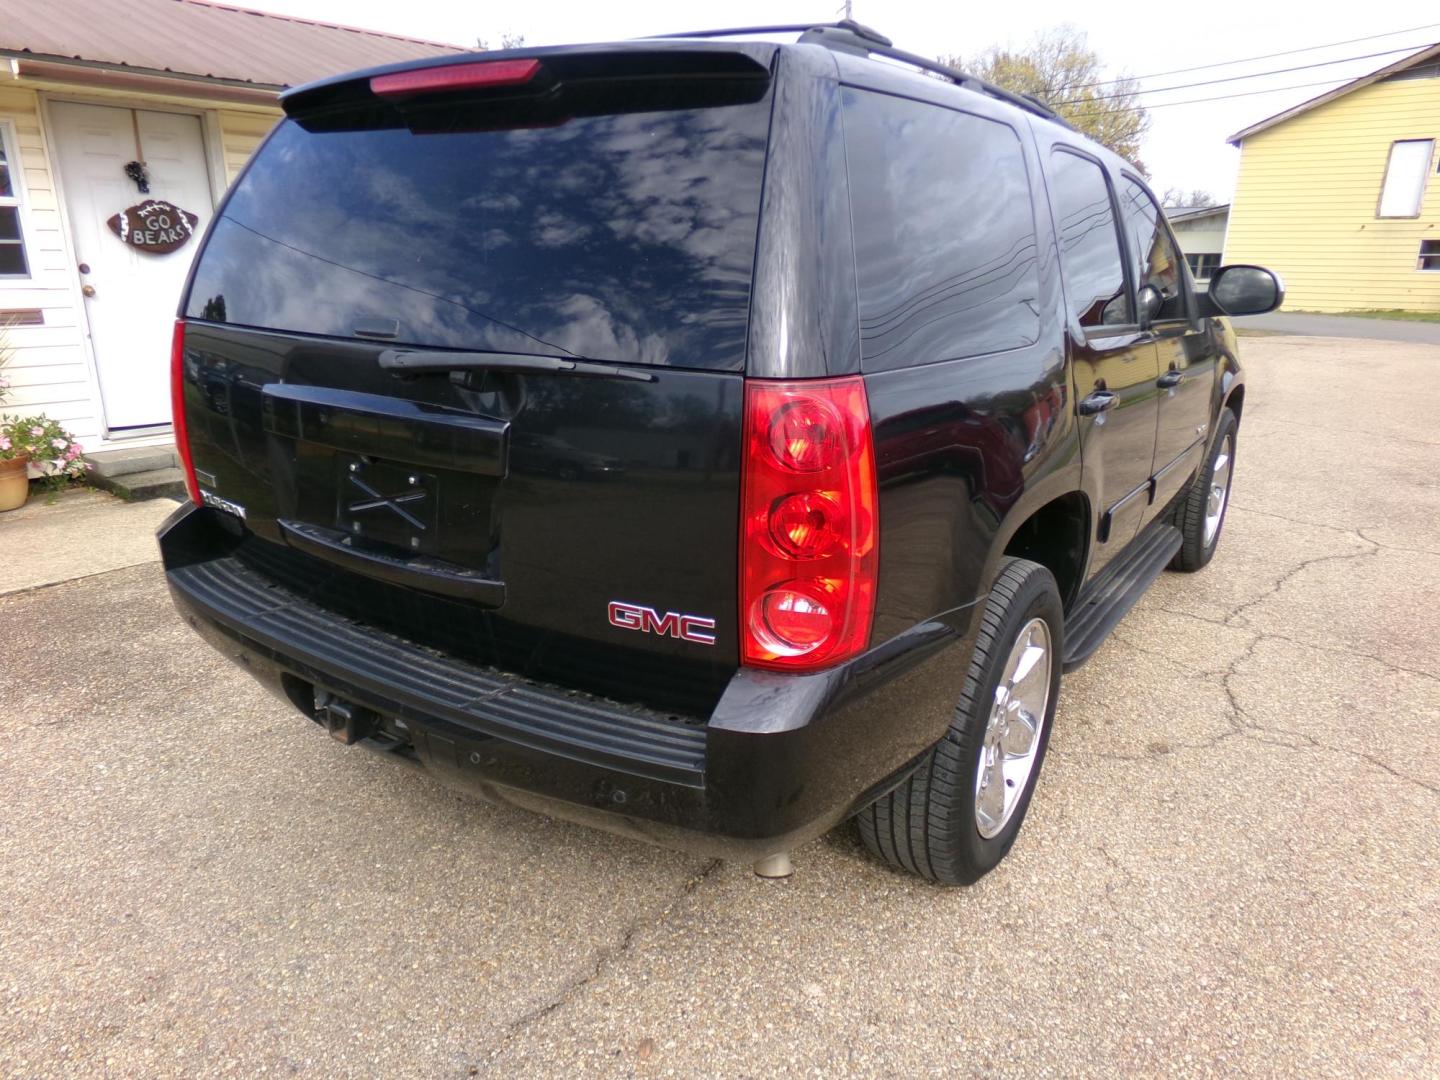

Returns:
1224,44,1440,313
1,0,457,483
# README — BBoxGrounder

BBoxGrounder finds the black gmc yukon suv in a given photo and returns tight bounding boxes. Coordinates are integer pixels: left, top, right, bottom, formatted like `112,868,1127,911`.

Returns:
158,23,1282,884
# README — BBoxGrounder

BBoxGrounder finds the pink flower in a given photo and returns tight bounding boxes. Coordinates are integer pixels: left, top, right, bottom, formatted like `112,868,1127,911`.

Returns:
0,436,9,451
29,426,44,437
0,375,10,388
51,437,67,450
64,445,81,460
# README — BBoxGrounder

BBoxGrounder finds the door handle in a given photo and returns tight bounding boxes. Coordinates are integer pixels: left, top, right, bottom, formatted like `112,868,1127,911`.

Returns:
1157,370,1184,389
1078,390,1118,416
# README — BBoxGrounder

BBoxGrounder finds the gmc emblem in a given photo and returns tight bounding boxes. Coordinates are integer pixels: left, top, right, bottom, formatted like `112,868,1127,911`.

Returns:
608,601,716,646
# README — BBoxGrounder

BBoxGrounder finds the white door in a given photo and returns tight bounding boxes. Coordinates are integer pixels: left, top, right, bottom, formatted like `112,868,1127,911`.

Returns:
50,102,214,433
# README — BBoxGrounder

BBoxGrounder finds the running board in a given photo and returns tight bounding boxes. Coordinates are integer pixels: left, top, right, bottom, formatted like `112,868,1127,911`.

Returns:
1062,522,1182,672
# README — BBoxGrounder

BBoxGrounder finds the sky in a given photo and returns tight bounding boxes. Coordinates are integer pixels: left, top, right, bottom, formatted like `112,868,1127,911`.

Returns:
237,0,1440,201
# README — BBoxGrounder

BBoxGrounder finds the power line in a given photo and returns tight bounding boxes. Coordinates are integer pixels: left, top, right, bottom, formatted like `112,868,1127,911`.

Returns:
1054,43,1430,107
1063,75,1364,121
1063,20,1440,90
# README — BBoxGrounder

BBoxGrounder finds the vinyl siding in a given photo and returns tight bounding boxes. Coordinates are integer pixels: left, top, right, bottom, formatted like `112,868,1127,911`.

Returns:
0,84,99,443
217,109,278,184
1224,76,1440,313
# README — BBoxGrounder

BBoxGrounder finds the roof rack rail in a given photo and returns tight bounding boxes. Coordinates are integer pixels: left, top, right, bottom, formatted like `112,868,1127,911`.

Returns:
647,21,892,47
800,24,1072,128
644,21,1071,129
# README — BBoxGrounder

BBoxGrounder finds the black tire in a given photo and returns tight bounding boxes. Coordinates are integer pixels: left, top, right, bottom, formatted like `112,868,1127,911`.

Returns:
1167,406,1238,572
856,558,1064,886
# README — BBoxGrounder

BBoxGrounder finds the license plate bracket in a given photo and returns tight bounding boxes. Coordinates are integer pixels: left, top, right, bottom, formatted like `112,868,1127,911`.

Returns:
335,455,439,553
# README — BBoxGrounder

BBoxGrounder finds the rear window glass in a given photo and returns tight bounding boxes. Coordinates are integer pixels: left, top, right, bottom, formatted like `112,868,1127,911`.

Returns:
185,98,773,370
843,89,1041,372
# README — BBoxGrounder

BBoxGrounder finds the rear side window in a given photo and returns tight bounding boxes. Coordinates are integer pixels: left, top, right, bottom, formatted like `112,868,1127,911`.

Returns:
185,98,773,370
1046,149,1131,329
844,90,1040,372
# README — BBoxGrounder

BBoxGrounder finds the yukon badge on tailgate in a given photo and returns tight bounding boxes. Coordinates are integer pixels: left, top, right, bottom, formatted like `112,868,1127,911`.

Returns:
608,601,716,645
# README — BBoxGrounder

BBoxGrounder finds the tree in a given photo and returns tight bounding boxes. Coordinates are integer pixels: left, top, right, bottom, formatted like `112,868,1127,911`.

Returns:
477,31,527,50
1160,188,1217,209
941,26,1149,171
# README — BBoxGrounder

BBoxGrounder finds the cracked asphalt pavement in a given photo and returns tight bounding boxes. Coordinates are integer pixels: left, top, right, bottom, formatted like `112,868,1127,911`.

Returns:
2,335,1437,1077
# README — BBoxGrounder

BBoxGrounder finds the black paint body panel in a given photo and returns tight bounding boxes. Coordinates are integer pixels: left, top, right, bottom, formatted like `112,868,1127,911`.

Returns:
180,321,744,716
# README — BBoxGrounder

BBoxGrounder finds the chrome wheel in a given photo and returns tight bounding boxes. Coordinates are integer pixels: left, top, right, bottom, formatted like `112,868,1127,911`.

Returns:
1203,434,1234,547
974,617,1053,840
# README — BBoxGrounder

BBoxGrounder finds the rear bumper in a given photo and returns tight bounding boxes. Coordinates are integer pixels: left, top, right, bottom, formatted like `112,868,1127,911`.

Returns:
159,503,976,860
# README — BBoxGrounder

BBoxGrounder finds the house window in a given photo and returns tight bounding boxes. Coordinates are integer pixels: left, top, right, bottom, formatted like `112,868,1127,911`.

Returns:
1420,240,1440,272
1186,252,1220,280
1377,139,1434,218
0,123,31,278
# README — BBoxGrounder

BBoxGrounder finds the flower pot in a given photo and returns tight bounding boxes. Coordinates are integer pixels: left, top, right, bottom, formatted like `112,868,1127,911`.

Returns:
0,455,30,512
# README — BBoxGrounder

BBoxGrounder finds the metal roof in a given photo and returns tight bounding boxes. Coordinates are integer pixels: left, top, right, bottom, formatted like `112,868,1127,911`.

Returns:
1165,204,1230,223
1,0,465,91
1228,41,1440,145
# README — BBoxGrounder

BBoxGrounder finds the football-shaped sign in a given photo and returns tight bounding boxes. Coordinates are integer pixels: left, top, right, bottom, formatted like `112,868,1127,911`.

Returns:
106,200,200,255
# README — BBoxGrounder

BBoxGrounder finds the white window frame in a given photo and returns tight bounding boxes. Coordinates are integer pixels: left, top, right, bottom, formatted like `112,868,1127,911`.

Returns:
1377,139,1434,219
0,120,33,280
1186,252,1220,281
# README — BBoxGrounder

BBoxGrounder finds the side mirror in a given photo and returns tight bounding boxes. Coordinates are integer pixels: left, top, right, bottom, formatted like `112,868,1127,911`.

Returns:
1200,265,1284,317
1136,284,1164,325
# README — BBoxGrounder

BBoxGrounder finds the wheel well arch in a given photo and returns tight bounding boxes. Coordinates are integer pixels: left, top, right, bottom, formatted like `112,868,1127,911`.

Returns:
1000,491,1090,612
1224,383,1245,424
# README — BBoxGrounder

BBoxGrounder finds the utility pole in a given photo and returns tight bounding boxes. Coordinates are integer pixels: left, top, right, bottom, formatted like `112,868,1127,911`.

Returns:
837,0,853,19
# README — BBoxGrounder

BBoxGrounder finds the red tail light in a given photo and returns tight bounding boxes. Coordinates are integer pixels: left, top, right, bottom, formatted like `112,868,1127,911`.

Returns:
170,319,201,506
370,59,541,98
740,378,878,671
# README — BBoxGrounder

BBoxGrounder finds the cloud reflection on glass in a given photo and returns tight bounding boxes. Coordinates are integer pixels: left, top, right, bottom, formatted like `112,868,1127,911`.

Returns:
844,89,1041,373
186,98,772,371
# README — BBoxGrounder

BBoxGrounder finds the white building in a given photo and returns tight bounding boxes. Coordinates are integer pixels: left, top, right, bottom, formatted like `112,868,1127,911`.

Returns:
1166,204,1230,285
1,0,456,471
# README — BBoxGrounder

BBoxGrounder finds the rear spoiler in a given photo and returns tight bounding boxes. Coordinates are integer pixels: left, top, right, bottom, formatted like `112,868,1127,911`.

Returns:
282,43,775,131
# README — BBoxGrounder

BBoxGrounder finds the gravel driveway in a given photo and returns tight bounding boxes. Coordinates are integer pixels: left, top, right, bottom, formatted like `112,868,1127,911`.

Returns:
2,335,1437,1077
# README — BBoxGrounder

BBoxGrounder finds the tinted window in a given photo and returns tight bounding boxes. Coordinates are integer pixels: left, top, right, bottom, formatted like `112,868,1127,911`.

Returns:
1047,150,1129,328
185,100,773,370
1120,178,1189,319
844,90,1040,371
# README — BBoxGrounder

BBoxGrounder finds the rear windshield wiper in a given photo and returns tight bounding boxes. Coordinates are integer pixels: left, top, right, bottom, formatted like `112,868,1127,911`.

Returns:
378,348,656,382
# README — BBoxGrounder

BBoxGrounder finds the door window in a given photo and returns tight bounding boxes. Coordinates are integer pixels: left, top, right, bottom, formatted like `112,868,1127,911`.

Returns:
1119,177,1190,321
1046,149,1130,329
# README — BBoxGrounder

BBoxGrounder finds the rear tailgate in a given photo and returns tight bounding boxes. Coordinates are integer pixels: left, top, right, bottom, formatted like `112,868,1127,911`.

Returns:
177,46,776,714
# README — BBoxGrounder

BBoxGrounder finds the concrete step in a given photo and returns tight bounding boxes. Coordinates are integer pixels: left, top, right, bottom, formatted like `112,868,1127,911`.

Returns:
89,466,187,502
86,444,179,479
